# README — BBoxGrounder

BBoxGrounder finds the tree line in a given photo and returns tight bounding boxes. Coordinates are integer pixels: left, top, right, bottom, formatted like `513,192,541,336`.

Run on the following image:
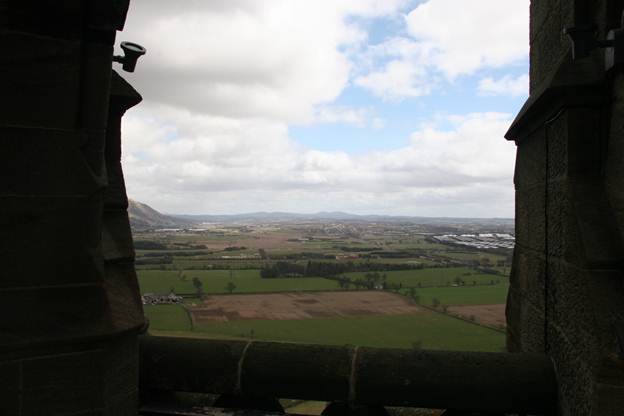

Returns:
259,260,425,279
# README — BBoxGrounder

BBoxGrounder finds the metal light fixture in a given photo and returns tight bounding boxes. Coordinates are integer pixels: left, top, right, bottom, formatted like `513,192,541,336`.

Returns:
113,41,147,72
564,11,624,70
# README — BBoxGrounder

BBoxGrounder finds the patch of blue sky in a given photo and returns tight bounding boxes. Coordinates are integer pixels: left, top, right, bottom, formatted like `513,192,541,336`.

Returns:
291,70,528,154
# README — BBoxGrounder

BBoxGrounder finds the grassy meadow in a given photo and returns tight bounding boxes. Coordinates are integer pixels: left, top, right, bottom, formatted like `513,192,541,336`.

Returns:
136,224,512,352
148,309,505,352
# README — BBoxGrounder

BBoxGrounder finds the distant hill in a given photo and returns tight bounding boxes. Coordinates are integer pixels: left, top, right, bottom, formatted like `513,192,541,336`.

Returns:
128,199,196,229
128,199,513,231
173,211,514,227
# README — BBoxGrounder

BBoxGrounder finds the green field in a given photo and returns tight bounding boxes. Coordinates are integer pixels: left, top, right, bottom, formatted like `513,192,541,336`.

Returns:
344,267,504,288
138,269,339,295
405,283,510,306
144,304,192,331
185,311,505,352
285,401,327,415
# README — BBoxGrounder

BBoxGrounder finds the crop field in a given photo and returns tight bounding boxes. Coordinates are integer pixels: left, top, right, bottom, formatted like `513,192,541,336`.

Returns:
447,304,506,328
144,304,192,331
188,291,421,323
407,283,509,306
135,219,513,352
344,267,504,288
138,269,339,295
190,310,505,351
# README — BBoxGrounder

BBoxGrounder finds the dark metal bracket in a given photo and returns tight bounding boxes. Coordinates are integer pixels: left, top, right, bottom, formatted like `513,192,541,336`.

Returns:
564,11,624,70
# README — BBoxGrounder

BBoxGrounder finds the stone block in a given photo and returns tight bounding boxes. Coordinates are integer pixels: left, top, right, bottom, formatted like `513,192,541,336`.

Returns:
22,350,104,415
546,261,601,361
0,126,106,196
140,337,245,394
514,129,546,190
81,130,108,183
505,286,522,352
0,196,104,289
518,300,546,353
566,108,602,177
8,1,84,40
530,0,559,43
242,341,351,401
571,180,623,268
0,32,80,129
80,43,113,131
530,7,567,92
515,184,546,253
546,112,568,181
0,284,109,347
103,163,129,209
0,360,21,416
546,323,593,416
102,210,135,261
605,75,624,236
102,262,145,333
546,180,569,260
103,334,140,416
514,248,546,311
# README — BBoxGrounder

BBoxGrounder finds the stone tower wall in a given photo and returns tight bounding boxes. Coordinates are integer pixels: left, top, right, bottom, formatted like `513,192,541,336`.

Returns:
507,0,624,414
0,2,144,415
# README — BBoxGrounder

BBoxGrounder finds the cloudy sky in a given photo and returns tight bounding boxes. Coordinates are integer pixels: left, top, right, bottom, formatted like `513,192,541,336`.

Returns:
118,0,528,217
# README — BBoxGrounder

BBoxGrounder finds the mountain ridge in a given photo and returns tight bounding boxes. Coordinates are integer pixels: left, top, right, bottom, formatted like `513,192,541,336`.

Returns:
128,199,513,228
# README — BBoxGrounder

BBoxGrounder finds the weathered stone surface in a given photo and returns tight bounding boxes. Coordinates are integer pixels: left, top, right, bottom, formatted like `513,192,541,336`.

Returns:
510,2,624,414
515,184,546,253
0,127,106,196
0,3,143,414
530,1,567,92
0,33,81,129
103,334,140,416
0,284,109,346
0,196,104,289
102,262,145,332
80,43,114,130
0,361,20,416
514,129,546,190
354,347,556,413
22,350,104,415
140,337,245,394
102,210,135,261
605,74,624,239
241,342,351,402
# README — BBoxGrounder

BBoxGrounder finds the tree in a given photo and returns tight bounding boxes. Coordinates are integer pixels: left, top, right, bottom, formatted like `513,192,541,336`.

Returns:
192,277,203,297
226,281,237,293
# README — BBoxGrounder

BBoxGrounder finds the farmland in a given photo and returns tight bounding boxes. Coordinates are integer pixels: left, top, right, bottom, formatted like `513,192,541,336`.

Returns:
135,217,513,352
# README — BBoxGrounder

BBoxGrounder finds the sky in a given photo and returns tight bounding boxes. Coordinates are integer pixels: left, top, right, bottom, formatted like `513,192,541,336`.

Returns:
117,0,529,217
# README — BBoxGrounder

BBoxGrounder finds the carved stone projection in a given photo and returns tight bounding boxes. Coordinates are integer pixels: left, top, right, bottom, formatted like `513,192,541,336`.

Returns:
0,1,144,415
506,0,624,414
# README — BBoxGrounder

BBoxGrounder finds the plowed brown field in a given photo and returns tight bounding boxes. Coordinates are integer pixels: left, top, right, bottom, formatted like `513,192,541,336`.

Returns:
188,291,420,323
446,304,506,328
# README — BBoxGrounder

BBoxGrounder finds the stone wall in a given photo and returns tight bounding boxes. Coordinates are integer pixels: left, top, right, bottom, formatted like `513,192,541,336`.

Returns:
506,0,624,414
0,2,144,415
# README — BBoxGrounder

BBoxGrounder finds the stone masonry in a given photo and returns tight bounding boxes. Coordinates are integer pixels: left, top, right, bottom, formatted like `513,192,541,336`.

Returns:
506,0,624,414
0,2,145,415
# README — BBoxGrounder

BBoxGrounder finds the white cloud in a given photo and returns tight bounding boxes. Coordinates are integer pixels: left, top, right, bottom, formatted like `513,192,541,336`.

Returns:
116,1,520,217
478,74,529,97
120,0,408,123
122,108,515,217
355,58,433,100
355,0,529,99
405,0,529,78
